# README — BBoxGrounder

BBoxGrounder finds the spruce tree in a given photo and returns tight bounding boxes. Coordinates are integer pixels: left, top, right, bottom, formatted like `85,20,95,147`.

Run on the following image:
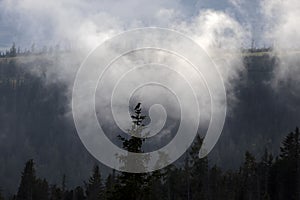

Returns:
115,103,149,200
104,170,118,200
16,159,36,200
85,164,103,200
258,149,272,200
277,127,300,200
189,136,209,200
241,151,259,200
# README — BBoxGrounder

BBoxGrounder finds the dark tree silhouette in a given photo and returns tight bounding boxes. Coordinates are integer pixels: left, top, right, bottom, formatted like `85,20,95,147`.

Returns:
274,127,300,200
85,164,103,200
115,103,149,200
16,159,36,200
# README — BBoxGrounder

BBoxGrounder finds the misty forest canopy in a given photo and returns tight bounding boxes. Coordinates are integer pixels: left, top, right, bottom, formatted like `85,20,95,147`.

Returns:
0,106,300,200
0,44,300,199
0,43,69,58
0,42,275,58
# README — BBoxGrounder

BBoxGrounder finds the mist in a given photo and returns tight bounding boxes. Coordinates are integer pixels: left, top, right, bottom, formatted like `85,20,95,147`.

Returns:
260,0,300,92
0,0,251,152
1,0,300,196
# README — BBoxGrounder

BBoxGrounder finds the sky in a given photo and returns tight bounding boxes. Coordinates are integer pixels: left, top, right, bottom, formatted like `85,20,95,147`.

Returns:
0,0,267,50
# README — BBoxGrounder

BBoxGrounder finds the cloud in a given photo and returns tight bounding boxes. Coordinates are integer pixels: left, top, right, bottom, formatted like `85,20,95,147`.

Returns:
262,0,300,49
173,10,249,111
261,0,300,89
0,0,250,159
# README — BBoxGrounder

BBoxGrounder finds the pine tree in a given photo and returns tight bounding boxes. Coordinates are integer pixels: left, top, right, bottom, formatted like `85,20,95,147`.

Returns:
280,127,300,160
240,151,259,200
208,165,223,200
277,127,300,200
104,170,119,200
115,103,149,200
16,159,36,200
189,136,209,200
85,164,103,200
258,149,272,200
16,160,50,200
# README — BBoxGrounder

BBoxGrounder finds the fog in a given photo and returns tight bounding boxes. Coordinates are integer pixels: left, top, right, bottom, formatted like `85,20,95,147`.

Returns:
0,0,299,171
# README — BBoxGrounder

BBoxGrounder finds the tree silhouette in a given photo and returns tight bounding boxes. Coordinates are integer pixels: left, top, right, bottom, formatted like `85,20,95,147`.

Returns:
257,149,273,199
16,159,49,200
275,127,300,200
189,136,209,200
85,164,103,200
115,103,149,200
3,122,300,200
240,151,259,200
104,170,118,200
16,159,36,200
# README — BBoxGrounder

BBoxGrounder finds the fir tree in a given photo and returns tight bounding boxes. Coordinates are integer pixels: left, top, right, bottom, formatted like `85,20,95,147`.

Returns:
85,164,103,200
189,136,209,200
115,103,149,200
16,159,36,200
276,127,300,200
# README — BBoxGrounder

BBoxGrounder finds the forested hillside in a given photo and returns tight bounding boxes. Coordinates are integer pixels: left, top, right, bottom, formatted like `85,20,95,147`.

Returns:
1,106,300,200
0,51,300,199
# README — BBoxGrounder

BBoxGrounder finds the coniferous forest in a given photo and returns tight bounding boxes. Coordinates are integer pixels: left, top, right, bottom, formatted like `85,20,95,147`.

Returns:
1,123,300,200
0,46,300,200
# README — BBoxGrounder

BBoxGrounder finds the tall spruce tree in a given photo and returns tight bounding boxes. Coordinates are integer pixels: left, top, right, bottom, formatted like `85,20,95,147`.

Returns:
277,127,300,200
16,160,49,200
104,170,117,200
189,136,209,200
240,151,259,200
16,159,36,200
85,164,103,200
115,103,149,200
257,149,273,200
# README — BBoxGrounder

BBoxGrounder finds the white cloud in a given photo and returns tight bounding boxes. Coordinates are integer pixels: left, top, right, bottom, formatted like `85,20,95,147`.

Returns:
262,0,300,49
0,0,250,156
261,0,300,88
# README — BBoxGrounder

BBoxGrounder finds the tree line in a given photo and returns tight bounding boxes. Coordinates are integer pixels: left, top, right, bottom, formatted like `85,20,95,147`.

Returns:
0,42,276,58
0,105,300,200
0,43,69,58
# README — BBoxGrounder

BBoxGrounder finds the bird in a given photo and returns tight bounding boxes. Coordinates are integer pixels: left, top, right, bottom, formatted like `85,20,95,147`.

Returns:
134,102,141,110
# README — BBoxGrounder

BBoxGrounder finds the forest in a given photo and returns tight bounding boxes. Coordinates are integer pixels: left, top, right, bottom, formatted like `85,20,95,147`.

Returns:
0,44,300,200
1,109,300,200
